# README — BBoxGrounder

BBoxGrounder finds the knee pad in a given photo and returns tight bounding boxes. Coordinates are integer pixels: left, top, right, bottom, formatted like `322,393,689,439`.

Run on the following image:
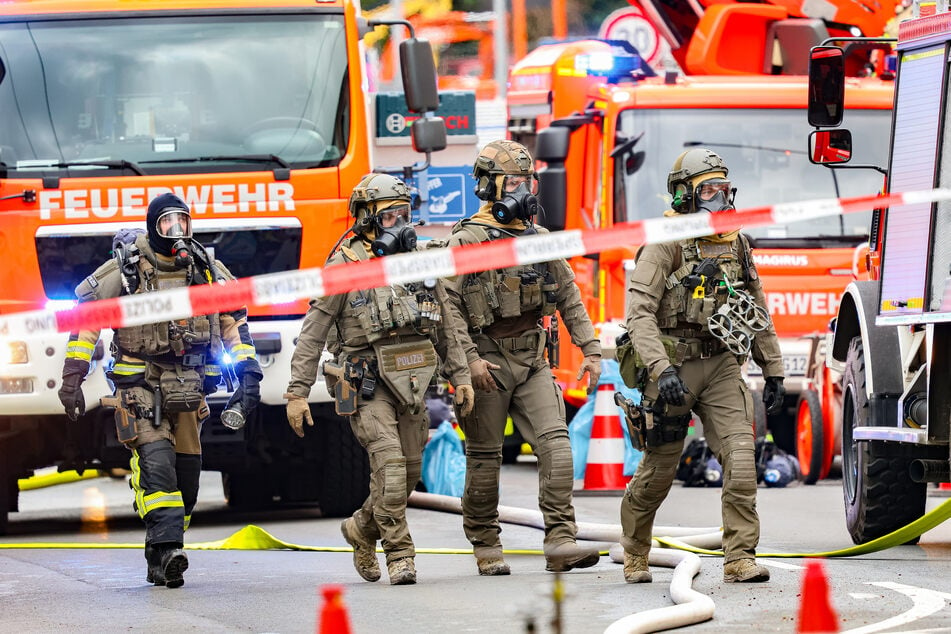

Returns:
381,458,408,515
536,429,572,484
721,441,757,497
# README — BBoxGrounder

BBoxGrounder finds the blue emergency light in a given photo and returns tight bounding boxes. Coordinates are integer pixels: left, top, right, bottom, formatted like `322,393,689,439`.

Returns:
574,41,655,83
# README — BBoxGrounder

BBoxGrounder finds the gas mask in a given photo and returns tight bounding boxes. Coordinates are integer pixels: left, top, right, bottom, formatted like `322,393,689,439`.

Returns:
155,209,193,268
491,181,540,224
694,178,736,214
371,214,418,257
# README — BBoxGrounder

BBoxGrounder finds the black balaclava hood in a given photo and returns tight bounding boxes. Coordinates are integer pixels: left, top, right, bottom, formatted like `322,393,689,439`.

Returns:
147,192,190,256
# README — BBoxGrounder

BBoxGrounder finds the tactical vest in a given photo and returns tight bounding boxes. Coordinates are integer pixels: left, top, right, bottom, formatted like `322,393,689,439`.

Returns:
334,240,443,348
656,238,750,333
110,236,222,361
453,221,558,330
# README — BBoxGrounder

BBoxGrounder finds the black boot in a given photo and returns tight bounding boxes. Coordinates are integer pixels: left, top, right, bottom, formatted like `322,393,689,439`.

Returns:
145,544,165,586
155,543,189,589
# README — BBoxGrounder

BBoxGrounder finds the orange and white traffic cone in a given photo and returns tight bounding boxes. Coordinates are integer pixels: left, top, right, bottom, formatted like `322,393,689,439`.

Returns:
797,559,839,633
577,383,630,495
317,584,352,634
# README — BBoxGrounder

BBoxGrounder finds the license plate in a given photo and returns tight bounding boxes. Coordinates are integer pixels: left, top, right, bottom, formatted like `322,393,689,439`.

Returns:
746,355,808,377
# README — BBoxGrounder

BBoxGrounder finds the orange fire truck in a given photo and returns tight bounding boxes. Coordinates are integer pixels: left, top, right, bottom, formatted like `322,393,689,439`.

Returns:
808,5,951,542
0,0,444,533
506,0,898,474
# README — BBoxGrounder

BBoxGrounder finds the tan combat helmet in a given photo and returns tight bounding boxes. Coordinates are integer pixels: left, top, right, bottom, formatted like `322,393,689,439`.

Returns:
472,140,536,201
667,148,729,213
348,173,412,235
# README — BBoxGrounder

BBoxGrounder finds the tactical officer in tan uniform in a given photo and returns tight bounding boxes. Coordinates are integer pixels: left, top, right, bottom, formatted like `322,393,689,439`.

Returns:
618,148,785,583
445,140,602,576
58,193,261,588
285,173,475,586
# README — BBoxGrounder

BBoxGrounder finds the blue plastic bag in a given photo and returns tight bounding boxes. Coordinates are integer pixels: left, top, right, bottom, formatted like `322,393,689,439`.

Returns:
568,359,643,479
421,420,467,497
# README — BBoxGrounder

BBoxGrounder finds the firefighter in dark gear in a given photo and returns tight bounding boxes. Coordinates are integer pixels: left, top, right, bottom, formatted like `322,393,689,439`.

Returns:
285,173,475,586
619,148,785,584
445,140,603,576
57,192,261,588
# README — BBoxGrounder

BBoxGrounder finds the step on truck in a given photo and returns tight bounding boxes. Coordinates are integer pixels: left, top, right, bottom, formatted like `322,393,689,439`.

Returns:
0,0,447,534
808,3,951,543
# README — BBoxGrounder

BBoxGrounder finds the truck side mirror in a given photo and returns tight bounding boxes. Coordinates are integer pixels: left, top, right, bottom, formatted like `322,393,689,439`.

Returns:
809,129,852,164
535,127,570,231
808,46,845,127
538,168,567,232
400,38,439,113
411,117,447,153
534,126,570,163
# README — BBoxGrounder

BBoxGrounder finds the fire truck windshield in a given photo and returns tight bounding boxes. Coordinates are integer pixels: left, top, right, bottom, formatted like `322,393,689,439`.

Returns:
616,108,890,244
0,13,349,175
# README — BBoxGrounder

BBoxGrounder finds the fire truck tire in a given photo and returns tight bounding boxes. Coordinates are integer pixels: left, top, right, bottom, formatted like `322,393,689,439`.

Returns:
222,471,274,509
316,413,370,518
842,337,926,545
750,389,768,440
796,389,824,485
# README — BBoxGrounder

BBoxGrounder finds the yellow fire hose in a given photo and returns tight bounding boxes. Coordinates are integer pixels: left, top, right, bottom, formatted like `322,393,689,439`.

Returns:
2,491,949,557
17,469,103,491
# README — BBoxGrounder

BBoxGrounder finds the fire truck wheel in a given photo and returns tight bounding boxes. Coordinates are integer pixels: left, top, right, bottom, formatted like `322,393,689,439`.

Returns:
796,389,824,485
841,337,926,545
317,411,370,518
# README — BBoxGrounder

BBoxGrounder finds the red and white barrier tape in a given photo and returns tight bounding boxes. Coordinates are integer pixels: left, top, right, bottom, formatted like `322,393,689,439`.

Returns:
2,188,949,338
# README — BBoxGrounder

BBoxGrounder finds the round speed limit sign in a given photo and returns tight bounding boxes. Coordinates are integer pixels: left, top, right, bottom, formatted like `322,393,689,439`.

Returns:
599,8,662,66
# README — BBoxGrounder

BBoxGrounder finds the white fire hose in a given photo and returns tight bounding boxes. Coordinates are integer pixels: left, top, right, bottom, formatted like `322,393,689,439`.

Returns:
409,491,720,632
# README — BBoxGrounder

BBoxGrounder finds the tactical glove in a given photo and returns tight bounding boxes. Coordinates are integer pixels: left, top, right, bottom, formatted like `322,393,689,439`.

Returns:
203,371,221,395
235,359,263,415
285,393,313,438
469,358,502,392
577,355,602,395
763,376,786,415
59,358,89,421
657,366,687,406
454,384,475,417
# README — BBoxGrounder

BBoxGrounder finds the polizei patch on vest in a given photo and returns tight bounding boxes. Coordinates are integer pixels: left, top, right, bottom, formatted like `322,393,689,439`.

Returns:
393,348,430,371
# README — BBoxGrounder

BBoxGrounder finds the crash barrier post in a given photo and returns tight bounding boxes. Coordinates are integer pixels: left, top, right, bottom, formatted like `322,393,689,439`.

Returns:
577,382,629,494
796,559,839,633
318,584,352,634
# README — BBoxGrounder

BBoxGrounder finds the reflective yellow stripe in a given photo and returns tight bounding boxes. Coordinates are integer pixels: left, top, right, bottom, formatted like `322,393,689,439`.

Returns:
130,451,184,517
184,515,191,531
130,451,145,518
112,363,146,375
230,344,256,362
65,341,95,361
142,490,184,515
205,365,222,376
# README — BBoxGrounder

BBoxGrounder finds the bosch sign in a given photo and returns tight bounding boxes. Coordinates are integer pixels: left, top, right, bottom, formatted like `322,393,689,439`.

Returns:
376,91,476,139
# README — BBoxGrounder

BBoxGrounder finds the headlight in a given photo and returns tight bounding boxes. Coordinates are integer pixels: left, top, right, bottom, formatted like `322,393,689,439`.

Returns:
1,340,29,365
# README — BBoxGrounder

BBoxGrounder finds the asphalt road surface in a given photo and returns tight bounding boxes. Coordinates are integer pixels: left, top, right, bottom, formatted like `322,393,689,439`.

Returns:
2,461,950,634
